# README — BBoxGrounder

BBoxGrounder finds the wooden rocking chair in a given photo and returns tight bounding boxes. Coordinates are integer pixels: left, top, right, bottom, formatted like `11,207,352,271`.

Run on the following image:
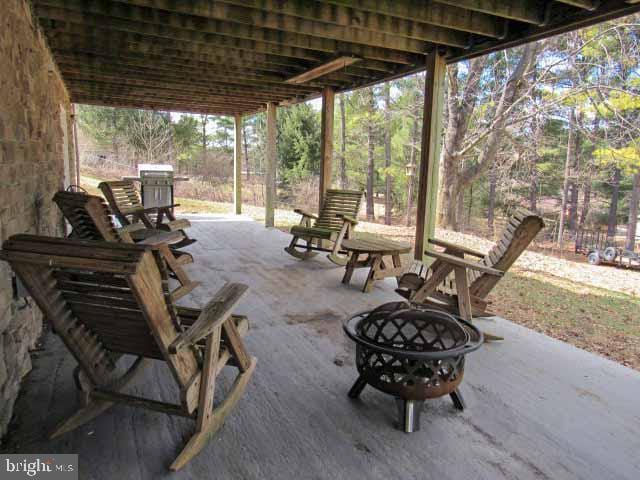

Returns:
396,209,544,322
0,235,256,471
285,189,364,266
53,191,200,301
99,180,196,249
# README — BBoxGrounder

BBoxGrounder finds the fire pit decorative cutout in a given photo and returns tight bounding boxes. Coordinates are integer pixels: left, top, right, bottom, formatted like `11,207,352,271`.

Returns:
343,301,483,432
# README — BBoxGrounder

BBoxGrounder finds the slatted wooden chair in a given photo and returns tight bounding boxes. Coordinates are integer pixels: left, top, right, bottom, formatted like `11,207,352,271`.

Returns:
53,191,199,301
99,179,196,249
396,209,544,323
0,235,256,471
285,189,364,266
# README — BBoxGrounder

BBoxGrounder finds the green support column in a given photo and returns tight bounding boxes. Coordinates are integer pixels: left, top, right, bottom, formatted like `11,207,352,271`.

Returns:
415,49,447,261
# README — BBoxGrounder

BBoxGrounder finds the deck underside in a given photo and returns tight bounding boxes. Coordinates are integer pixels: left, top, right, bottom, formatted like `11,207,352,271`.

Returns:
3,215,639,479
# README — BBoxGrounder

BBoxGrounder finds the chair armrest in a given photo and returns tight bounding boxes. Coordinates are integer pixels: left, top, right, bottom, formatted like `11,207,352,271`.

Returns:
336,213,358,225
428,238,485,258
118,223,147,233
137,231,183,247
139,204,179,215
425,250,503,276
294,208,318,220
168,283,248,354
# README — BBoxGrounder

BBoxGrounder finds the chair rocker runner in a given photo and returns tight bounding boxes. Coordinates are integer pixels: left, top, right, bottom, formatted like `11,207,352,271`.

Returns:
99,179,196,249
0,235,256,471
53,191,199,301
285,189,364,266
396,208,544,329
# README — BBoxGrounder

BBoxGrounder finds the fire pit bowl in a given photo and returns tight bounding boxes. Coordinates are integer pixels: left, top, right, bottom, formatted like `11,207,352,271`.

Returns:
343,301,482,432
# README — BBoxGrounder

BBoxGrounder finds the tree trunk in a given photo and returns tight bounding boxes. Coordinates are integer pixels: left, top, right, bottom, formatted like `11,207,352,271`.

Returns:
579,178,591,228
405,113,420,227
438,44,537,230
625,172,639,251
366,89,375,221
487,161,497,237
568,112,582,233
339,95,347,189
529,160,538,212
200,114,208,173
607,167,621,239
383,83,392,225
243,122,250,180
557,108,576,246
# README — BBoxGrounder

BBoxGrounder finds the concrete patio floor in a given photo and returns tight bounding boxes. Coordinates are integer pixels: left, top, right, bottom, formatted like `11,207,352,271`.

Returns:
3,214,639,479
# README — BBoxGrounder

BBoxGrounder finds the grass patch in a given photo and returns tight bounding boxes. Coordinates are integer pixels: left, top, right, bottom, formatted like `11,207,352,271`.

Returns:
490,271,640,369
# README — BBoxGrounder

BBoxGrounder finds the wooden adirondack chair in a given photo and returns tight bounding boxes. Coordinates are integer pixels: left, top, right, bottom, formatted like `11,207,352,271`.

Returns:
285,189,364,266
53,191,199,301
0,235,256,471
99,180,196,248
396,209,544,322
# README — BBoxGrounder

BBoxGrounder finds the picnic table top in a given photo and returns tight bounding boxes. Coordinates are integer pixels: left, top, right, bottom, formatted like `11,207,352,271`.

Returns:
342,237,412,255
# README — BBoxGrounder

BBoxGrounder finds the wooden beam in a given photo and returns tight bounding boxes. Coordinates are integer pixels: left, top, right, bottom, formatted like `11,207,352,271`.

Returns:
40,18,328,63
36,2,428,62
318,0,506,38
64,77,294,105
265,102,277,228
47,32,320,71
234,114,243,215
555,0,599,10
286,57,360,84
415,49,446,261
319,87,335,208
433,0,544,25
97,0,470,49
73,96,254,115
55,61,327,95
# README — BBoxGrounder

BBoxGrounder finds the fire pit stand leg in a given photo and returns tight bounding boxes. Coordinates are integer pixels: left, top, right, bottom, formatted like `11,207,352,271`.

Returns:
395,398,423,433
347,375,368,399
450,389,466,411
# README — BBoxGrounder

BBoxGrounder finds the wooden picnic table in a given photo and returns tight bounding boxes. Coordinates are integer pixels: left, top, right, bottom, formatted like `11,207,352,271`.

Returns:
341,237,412,293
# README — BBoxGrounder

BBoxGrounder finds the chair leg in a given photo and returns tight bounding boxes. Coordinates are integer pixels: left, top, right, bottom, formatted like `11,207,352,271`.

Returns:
51,358,148,439
158,245,200,301
284,235,318,260
327,223,350,266
49,399,114,439
170,357,257,471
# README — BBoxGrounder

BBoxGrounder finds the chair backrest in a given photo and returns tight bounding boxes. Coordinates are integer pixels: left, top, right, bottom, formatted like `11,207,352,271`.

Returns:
0,235,201,410
314,189,364,231
53,191,121,242
99,180,145,225
468,208,544,298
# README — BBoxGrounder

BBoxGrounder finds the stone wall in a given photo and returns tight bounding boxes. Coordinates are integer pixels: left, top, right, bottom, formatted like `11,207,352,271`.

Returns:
0,0,75,438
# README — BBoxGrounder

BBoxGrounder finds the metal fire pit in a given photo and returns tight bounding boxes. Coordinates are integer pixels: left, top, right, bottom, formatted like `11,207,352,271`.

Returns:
343,301,482,432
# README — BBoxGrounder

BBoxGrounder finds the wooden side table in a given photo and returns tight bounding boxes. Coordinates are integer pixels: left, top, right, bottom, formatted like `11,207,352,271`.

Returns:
341,238,412,293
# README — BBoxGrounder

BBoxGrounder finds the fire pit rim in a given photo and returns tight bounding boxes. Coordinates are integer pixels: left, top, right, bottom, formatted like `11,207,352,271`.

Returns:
343,305,483,361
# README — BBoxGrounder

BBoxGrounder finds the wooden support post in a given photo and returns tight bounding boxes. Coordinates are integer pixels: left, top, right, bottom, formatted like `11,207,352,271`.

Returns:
415,49,447,261
234,113,243,215
265,102,277,228
319,87,335,208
